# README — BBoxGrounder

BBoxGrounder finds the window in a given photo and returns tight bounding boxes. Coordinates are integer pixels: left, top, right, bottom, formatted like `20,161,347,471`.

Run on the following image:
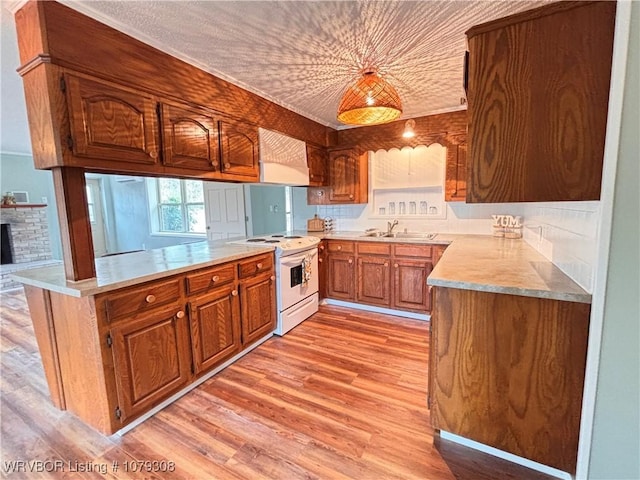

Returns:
150,178,206,234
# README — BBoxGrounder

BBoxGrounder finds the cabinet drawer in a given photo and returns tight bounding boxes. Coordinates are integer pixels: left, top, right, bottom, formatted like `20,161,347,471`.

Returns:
357,241,391,256
393,244,433,259
103,277,183,322
238,254,273,279
327,241,355,254
186,263,236,295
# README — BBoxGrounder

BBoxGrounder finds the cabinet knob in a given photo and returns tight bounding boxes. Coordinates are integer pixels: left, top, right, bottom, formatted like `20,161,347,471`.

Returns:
270,275,276,281
337,245,342,251
318,258,323,263
384,262,389,267
176,311,185,319
394,263,399,268
231,290,238,297
149,150,158,159
349,194,354,200
211,275,220,282
316,190,324,197
256,262,263,269
224,163,231,169
319,245,325,251
211,161,218,167
348,259,353,264
145,294,156,304
310,174,315,178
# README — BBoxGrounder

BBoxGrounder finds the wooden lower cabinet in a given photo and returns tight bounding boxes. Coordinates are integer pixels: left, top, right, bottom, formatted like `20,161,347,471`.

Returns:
393,259,432,312
325,240,440,314
188,285,241,376
240,272,276,346
24,252,276,434
429,287,590,473
357,255,391,306
110,303,191,422
327,254,355,300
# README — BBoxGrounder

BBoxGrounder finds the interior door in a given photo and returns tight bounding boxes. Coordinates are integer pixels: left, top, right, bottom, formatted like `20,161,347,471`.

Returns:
85,178,108,256
203,182,246,240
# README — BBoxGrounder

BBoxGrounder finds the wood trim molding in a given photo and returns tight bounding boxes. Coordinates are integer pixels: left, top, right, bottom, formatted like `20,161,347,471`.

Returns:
51,167,96,281
16,53,52,77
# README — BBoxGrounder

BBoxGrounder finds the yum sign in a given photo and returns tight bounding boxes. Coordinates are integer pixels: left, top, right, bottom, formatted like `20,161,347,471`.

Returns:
491,215,523,238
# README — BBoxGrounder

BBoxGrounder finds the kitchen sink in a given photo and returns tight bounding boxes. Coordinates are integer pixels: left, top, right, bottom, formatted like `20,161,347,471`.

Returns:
361,231,437,240
385,232,438,240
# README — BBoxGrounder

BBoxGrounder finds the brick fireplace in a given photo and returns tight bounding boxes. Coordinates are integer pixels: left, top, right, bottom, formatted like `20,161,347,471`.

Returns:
0,204,60,290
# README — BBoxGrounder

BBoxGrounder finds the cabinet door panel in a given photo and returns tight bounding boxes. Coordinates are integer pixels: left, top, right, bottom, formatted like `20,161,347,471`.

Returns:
65,75,159,165
445,135,467,202
393,259,432,312
326,254,355,300
467,2,615,202
110,304,190,422
161,103,219,171
240,274,276,346
329,148,358,203
357,255,390,306
307,144,327,186
189,286,241,375
219,119,259,180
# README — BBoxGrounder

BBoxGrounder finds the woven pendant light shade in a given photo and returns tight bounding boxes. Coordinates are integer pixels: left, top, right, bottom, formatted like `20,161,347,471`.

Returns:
337,71,402,126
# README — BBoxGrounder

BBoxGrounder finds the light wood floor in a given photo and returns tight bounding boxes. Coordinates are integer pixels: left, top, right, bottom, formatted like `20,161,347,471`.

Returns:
1,288,554,479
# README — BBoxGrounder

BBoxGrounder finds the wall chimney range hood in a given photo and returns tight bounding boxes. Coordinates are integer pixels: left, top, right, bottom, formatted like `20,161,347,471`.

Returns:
258,128,309,186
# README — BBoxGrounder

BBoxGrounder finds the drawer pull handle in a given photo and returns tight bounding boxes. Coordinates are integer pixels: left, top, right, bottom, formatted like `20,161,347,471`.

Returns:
337,245,342,251
145,294,156,304
256,263,263,269
224,163,231,169
176,311,185,319
211,275,220,282
231,290,238,296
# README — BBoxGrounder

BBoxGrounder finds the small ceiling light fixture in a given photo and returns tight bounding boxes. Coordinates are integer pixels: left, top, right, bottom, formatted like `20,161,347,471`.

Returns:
402,119,416,138
337,69,402,126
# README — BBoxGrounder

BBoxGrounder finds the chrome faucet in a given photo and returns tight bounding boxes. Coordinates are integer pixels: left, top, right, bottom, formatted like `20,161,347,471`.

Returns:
387,219,399,235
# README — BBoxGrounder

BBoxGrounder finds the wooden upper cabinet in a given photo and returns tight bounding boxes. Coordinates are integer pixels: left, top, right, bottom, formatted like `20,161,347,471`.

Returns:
65,74,159,165
466,1,616,203
307,144,328,186
219,118,260,181
445,133,467,202
161,102,219,171
327,147,368,204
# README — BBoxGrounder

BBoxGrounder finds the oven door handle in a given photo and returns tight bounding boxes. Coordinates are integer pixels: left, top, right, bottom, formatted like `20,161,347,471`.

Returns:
280,249,318,267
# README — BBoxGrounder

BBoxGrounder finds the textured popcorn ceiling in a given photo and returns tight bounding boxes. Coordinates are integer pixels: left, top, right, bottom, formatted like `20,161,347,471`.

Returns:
61,0,549,128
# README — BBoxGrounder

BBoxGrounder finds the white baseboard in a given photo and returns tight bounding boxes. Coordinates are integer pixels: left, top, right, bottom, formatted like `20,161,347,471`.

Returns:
113,331,274,436
440,431,573,480
321,298,429,321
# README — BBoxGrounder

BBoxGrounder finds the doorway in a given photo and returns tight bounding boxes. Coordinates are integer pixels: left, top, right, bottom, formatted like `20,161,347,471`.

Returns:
85,178,108,256
203,182,247,240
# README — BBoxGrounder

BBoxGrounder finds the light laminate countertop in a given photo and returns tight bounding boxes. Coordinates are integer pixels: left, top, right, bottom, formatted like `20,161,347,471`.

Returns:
426,235,591,304
11,240,274,297
315,231,590,303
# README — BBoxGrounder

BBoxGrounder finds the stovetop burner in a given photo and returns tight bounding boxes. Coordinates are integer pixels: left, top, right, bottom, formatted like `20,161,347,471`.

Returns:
264,240,281,243
284,235,302,239
247,238,266,242
270,234,284,238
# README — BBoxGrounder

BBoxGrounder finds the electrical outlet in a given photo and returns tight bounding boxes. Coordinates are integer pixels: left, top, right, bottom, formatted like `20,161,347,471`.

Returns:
41,196,48,204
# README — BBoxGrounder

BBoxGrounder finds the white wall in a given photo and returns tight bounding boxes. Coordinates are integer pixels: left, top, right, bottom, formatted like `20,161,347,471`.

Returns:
308,155,601,292
588,2,639,477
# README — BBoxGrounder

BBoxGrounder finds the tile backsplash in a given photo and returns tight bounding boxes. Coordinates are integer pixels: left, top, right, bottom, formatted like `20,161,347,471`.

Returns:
302,199,600,293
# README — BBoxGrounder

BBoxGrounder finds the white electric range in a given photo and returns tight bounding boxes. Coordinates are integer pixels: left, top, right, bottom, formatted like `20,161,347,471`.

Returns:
228,234,321,335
